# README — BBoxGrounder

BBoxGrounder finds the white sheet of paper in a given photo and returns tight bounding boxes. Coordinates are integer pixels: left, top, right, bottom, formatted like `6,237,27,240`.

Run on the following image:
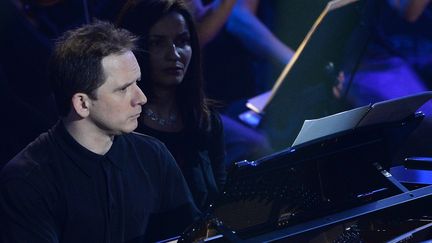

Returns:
292,105,370,146
292,91,432,147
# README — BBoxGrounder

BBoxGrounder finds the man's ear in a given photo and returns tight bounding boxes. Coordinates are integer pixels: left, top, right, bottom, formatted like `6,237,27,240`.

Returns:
71,93,91,118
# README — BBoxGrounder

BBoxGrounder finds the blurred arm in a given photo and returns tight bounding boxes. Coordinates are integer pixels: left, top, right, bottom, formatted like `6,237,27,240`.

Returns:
388,0,431,22
226,0,294,67
186,0,237,46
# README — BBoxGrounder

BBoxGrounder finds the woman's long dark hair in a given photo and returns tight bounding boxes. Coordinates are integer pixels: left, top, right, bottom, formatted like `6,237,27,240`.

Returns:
117,0,212,132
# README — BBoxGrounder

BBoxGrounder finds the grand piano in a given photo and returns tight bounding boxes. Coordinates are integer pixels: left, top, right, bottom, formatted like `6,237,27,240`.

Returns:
179,93,432,242
177,0,432,241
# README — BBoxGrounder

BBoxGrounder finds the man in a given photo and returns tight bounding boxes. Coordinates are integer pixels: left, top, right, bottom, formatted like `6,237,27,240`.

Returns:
0,21,199,242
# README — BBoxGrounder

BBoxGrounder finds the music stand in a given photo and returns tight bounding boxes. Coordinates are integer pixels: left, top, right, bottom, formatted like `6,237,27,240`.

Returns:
245,0,373,150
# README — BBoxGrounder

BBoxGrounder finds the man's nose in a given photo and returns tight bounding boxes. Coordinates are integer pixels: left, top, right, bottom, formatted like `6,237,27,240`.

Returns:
133,84,147,106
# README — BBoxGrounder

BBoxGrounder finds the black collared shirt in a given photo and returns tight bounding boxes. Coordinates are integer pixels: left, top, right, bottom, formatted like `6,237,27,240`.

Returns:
0,122,199,242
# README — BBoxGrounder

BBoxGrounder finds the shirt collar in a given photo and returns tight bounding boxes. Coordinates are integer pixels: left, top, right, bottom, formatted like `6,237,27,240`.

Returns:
105,135,126,170
51,121,125,177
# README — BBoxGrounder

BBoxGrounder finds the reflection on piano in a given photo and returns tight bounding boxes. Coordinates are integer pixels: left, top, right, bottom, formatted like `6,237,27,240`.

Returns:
178,101,432,242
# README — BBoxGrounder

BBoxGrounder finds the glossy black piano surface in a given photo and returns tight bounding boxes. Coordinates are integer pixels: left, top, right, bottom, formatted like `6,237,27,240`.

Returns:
178,114,429,242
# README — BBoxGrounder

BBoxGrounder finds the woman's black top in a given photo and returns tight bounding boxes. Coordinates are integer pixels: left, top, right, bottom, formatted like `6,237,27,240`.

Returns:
136,111,227,210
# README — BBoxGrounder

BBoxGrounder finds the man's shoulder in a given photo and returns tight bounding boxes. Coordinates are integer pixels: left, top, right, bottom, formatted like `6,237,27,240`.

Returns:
125,131,167,149
119,132,178,175
121,131,171,159
1,131,55,181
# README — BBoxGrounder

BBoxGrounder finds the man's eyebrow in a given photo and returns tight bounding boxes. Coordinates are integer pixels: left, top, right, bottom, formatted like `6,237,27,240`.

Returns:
116,78,140,91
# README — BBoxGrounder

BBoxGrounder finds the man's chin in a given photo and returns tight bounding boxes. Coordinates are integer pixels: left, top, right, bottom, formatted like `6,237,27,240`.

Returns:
123,123,139,134
107,120,138,136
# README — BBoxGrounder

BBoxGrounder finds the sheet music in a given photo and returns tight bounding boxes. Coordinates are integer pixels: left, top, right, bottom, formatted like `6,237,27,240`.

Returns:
292,105,370,146
358,91,432,127
292,91,432,147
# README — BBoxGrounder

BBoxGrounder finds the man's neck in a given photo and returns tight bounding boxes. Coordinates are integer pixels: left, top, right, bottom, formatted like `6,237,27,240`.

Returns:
63,118,114,155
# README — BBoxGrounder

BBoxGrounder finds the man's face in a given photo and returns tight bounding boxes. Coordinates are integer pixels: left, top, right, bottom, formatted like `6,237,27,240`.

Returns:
88,51,146,136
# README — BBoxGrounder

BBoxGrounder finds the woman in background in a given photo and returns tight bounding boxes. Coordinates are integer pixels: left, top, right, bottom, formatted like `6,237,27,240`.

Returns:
117,0,226,210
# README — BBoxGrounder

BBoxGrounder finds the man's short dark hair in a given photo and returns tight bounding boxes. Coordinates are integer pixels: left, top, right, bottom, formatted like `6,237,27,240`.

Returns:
49,21,138,117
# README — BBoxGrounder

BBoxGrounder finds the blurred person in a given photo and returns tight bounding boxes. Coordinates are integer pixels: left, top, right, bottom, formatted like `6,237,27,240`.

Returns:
199,0,294,160
0,0,115,162
203,0,294,113
187,0,286,161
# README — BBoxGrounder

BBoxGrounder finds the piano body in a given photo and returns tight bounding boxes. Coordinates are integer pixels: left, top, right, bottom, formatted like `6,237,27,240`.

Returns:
179,102,432,242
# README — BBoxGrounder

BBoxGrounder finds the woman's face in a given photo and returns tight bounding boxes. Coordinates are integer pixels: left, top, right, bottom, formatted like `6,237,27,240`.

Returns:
147,11,192,88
